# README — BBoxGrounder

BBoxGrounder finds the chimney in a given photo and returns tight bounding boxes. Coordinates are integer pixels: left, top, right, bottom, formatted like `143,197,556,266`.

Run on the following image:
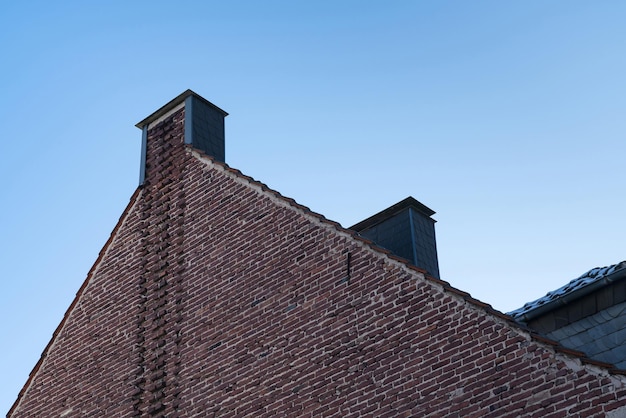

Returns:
350,197,440,278
135,89,228,185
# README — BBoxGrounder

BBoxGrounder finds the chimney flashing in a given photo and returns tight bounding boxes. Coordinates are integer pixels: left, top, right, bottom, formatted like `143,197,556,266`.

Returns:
135,89,228,130
350,197,436,232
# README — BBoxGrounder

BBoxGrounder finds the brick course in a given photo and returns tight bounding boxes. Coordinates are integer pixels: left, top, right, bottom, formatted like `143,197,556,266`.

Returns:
9,104,626,417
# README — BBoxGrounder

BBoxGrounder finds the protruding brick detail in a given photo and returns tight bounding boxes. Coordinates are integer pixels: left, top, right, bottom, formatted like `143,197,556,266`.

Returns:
9,93,626,417
133,107,188,416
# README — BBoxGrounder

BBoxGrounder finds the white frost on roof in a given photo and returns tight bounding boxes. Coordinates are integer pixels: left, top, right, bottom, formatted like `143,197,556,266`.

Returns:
508,261,626,320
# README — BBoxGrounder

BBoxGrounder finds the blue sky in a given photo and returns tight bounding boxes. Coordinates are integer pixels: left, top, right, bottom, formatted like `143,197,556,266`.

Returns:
1,1,625,412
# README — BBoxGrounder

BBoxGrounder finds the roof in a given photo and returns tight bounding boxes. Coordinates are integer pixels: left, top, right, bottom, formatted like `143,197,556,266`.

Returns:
11,91,626,416
349,196,436,232
14,145,626,417
544,300,626,369
135,89,228,129
509,260,626,321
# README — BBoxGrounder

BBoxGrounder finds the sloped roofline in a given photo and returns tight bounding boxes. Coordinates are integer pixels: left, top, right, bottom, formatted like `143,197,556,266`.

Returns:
509,261,626,322
349,196,436,232
11,143,626,415
135,89,228,130
8,189,143,416
186,146,626,379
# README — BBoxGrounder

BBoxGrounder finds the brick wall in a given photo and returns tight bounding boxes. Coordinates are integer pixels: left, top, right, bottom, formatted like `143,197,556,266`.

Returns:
9,107,626,417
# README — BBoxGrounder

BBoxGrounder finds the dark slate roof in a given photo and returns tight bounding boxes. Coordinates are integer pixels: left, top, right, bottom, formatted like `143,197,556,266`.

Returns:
509,260,626,321
544,300,626,369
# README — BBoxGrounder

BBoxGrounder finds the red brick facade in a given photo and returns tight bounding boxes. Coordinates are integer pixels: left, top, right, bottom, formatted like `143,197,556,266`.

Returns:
9,97,626,417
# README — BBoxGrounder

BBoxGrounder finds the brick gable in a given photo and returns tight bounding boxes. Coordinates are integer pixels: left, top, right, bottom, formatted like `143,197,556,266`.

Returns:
9,94,626,417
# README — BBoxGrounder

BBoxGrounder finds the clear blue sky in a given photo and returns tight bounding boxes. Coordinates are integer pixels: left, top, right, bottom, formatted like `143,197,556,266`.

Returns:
1,1,625,413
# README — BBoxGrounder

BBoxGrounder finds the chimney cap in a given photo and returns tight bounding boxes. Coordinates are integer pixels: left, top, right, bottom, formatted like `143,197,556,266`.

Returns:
349,196,436,232
135,89,228,129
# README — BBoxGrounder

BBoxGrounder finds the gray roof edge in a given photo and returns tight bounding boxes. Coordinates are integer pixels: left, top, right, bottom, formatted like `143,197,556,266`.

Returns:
349,196,436,232
135,89,228,129
509,261,626,322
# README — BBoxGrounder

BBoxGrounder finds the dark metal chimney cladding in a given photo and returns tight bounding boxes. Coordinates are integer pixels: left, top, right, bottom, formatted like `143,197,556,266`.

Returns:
183,92,227,162
350,197,440,279
135,89,228,185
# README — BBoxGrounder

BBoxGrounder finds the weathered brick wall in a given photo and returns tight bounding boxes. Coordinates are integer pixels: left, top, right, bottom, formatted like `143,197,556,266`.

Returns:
10,107,626,417
174,149,626,417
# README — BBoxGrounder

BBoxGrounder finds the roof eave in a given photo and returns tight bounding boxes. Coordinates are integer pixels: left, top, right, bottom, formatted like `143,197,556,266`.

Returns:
513,265,626,323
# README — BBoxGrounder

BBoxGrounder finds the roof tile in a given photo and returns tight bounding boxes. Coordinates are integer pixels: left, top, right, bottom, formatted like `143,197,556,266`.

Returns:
509,261,626,320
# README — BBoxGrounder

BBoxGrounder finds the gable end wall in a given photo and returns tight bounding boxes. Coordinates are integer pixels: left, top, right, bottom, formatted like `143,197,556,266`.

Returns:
10,105,626,417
